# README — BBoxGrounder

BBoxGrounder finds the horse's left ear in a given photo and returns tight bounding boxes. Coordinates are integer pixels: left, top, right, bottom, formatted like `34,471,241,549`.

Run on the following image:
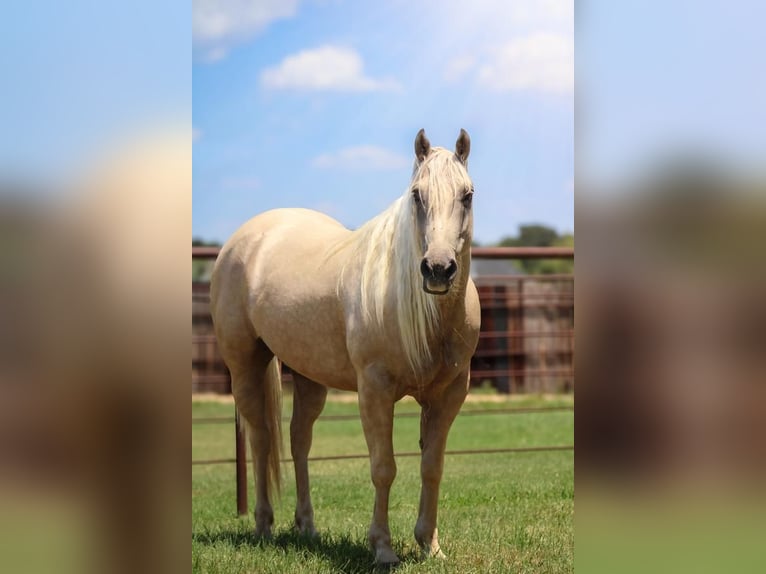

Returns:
455,129,471,164
414,128,431,163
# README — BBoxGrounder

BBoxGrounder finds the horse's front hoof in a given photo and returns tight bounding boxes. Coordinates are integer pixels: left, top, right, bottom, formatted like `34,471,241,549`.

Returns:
415,525,446,560
293,522,319,539
421,546,446,560
375,547,400,567
254,527,273,540
254,519,273,540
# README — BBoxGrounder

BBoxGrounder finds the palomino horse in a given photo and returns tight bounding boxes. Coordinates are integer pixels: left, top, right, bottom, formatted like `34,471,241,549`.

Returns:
210,129,480,565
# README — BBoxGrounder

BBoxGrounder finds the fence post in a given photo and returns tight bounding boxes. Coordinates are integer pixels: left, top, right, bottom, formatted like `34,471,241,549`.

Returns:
518,278,526,392
494,284,510,393
234,408,248,516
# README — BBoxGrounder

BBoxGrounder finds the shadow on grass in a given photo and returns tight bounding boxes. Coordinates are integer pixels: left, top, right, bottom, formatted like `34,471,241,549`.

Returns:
194,527,422,573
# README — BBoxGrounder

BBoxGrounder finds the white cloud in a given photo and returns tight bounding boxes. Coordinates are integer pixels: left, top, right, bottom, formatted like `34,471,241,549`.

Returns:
476,33,573,93
426,0,572,56
202,46,228,63
192,128,202,143
501,0,572,25
261,46,400,92
434,1,573,94
193,0,299,62
311,146,410,170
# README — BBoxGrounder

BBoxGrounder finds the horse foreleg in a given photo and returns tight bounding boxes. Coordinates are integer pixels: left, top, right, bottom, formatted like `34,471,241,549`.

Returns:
358,370,399,565
415,371,469,559
290,373,327,536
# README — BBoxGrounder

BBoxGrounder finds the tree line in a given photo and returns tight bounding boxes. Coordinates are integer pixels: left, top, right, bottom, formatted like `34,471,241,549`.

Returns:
475,224,574,274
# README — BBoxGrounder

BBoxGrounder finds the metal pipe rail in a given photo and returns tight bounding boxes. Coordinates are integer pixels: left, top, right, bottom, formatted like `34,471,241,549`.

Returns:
191,405,574,425
192,444,574,467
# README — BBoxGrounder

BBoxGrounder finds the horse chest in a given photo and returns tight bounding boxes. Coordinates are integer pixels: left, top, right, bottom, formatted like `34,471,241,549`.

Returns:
396,337,472,395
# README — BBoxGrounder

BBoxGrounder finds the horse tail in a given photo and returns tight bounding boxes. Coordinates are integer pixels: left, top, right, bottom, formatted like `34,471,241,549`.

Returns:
263,355,284,496
254,355,283,497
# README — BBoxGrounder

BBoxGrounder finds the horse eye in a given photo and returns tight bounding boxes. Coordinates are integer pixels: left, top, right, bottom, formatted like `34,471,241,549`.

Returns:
412,189,422,206
461,193,473,208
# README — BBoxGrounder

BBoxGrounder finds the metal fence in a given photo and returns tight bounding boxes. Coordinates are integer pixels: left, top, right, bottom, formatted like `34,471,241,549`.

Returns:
191,246,574,514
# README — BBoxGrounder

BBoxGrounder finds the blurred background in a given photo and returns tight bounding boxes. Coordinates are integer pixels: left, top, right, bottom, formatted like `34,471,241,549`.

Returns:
0,2,190,574
577,1,766,572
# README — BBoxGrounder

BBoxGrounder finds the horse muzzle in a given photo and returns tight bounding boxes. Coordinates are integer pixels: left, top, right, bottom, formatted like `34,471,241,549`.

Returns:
420,257,457,295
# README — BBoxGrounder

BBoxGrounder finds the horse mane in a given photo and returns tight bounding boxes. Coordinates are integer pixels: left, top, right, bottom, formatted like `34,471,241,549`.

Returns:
337,147,472,376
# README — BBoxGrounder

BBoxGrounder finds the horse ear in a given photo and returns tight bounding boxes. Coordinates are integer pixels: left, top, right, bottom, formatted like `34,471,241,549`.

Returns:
414,129,431,163
455,129,471,164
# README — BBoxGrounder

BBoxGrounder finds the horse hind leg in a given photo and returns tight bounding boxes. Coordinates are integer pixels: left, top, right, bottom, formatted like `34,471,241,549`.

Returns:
229,338,284,538
290,372,327,536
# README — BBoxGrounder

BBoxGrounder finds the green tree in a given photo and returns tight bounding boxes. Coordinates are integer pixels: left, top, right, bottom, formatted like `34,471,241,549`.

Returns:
517,224,559,247
192,237,221,282
495,225,573,274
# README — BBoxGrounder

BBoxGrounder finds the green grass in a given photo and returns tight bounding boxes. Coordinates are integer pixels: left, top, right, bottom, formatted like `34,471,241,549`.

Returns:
192,393,573,573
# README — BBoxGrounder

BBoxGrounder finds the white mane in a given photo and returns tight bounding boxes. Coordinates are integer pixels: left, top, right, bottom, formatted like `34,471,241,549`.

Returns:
339,148,472,376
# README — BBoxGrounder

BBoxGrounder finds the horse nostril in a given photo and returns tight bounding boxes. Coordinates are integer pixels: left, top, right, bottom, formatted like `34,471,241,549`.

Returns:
420,258,430,277
446,259,458,280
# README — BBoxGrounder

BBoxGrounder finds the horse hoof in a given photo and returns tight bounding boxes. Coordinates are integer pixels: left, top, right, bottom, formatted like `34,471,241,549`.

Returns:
293,523,319,538
375,547,400,567
420,547,447,560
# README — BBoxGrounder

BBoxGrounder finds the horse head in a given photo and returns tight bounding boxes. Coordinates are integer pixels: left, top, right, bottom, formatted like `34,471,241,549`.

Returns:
410,128,474,295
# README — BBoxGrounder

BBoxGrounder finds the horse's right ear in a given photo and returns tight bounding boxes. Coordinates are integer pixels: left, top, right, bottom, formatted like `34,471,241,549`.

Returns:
414,129,431,163
455,128,471,164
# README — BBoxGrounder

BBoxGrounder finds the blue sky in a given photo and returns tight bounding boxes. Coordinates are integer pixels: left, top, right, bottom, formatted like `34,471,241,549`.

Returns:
192,0,574,245
579,1,766,187
2,1,763,237
0,1,190,184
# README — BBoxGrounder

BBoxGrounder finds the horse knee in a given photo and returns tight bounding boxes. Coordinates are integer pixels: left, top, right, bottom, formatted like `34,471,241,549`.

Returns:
371,460,397,489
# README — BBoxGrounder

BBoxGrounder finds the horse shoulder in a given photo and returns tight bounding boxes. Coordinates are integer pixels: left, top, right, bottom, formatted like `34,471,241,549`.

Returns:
464,278,481,334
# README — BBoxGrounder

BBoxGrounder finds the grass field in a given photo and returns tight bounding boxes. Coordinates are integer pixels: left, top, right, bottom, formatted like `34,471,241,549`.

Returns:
192,392,574,573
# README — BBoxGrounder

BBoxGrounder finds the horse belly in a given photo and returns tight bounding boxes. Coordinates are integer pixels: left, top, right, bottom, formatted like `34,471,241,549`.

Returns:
252,292,357,391
262,326,357,391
